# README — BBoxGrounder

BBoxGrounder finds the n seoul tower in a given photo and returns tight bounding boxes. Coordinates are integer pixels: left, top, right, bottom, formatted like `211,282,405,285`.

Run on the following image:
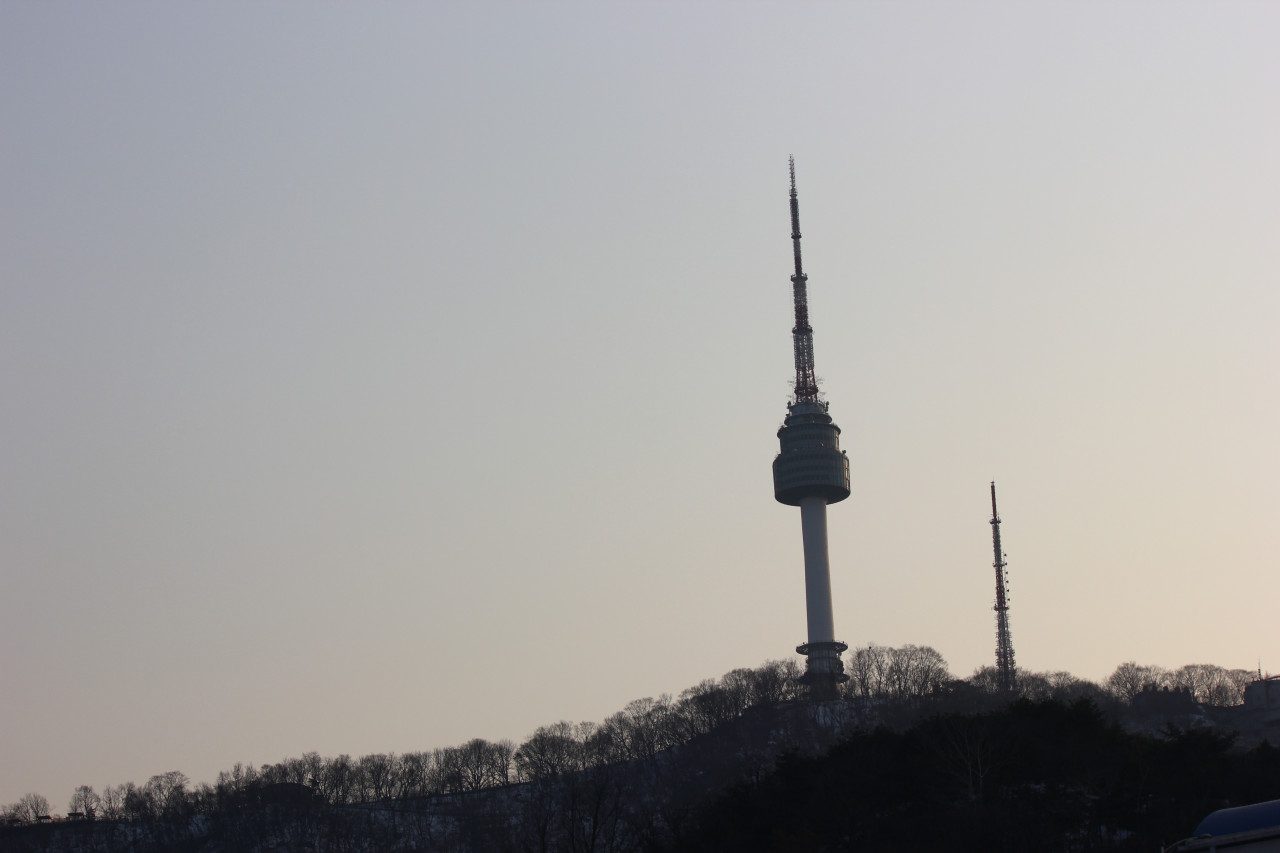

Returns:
772,159,851,701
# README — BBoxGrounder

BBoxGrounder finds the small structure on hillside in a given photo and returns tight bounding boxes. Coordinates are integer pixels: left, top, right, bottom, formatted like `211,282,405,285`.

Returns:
1243,676,1280,720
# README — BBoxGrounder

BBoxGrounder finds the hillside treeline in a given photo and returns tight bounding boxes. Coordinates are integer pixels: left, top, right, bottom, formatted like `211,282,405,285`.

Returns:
6,659,811,823
1,649,1266,851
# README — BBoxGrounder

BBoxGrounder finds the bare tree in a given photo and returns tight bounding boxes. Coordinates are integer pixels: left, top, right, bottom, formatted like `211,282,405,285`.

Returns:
1017,670,1055,700
488,739,516,787
1011,670,1105,703
847,644,951,704
215,761,259,799
144,771,189,818
355,753,397,801
1171,663,1252,706
13,793,51,823
322,754,356,804
443,738,513,791
394,750,436,798
98,784,126,820
301,751,326,789
967,665,1004,695
718,670,757,718
1044,671,1107,703
68,784,100,818
846,644,891,701
279,755,311,785
257,761,288,785
1107,662,1169,703
747,659,801,704
674,679,738,735
886,644,951,702
122,782,155,821
599,696,677,762
458,740,491,791
189,783,217,815
434,745,466,793
516,721,589,781
1224,668,1255,705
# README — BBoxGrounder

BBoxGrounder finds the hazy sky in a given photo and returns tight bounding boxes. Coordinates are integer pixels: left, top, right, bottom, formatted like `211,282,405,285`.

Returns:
2,1,1277,807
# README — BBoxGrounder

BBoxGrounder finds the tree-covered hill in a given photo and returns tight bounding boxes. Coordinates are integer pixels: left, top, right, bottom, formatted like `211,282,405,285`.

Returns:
3,651,1276,852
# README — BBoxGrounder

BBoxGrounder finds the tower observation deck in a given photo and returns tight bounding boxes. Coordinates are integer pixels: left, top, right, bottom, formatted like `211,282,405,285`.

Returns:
772,159,851,701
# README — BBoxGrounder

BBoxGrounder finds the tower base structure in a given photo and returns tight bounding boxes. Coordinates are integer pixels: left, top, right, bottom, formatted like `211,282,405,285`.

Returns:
796,640,849,701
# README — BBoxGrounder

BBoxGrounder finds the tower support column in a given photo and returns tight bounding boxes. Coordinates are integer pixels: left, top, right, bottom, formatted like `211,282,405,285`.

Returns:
800,496,835,643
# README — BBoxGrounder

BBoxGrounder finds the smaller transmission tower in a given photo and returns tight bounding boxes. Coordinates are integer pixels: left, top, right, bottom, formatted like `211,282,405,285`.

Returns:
989,481,1016,691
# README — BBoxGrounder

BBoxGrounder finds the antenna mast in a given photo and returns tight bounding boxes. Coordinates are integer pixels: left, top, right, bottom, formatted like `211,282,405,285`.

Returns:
990,482,1016,691
788,157,819,403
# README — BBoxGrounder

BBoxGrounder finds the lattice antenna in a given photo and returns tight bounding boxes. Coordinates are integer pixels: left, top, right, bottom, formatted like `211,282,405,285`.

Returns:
990,482,1016,691
788,157,819,403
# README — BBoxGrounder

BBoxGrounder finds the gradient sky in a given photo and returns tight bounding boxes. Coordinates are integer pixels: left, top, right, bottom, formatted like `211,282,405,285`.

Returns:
2,1,1277,808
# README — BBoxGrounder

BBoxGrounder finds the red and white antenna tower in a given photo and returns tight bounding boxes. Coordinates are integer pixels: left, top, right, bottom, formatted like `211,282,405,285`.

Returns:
989,481,1016,691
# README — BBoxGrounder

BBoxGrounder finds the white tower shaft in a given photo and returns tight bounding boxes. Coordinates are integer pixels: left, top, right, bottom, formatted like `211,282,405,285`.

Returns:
800,496,836,643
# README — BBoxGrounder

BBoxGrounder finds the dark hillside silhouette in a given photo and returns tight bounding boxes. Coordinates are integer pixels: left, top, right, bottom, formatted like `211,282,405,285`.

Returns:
3,652,1276,851
670,699,1280,853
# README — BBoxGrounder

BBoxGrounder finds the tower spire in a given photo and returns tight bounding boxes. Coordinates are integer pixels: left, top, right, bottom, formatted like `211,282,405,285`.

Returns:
990,481,1016,691
789,157,804,279
787,157,819,404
